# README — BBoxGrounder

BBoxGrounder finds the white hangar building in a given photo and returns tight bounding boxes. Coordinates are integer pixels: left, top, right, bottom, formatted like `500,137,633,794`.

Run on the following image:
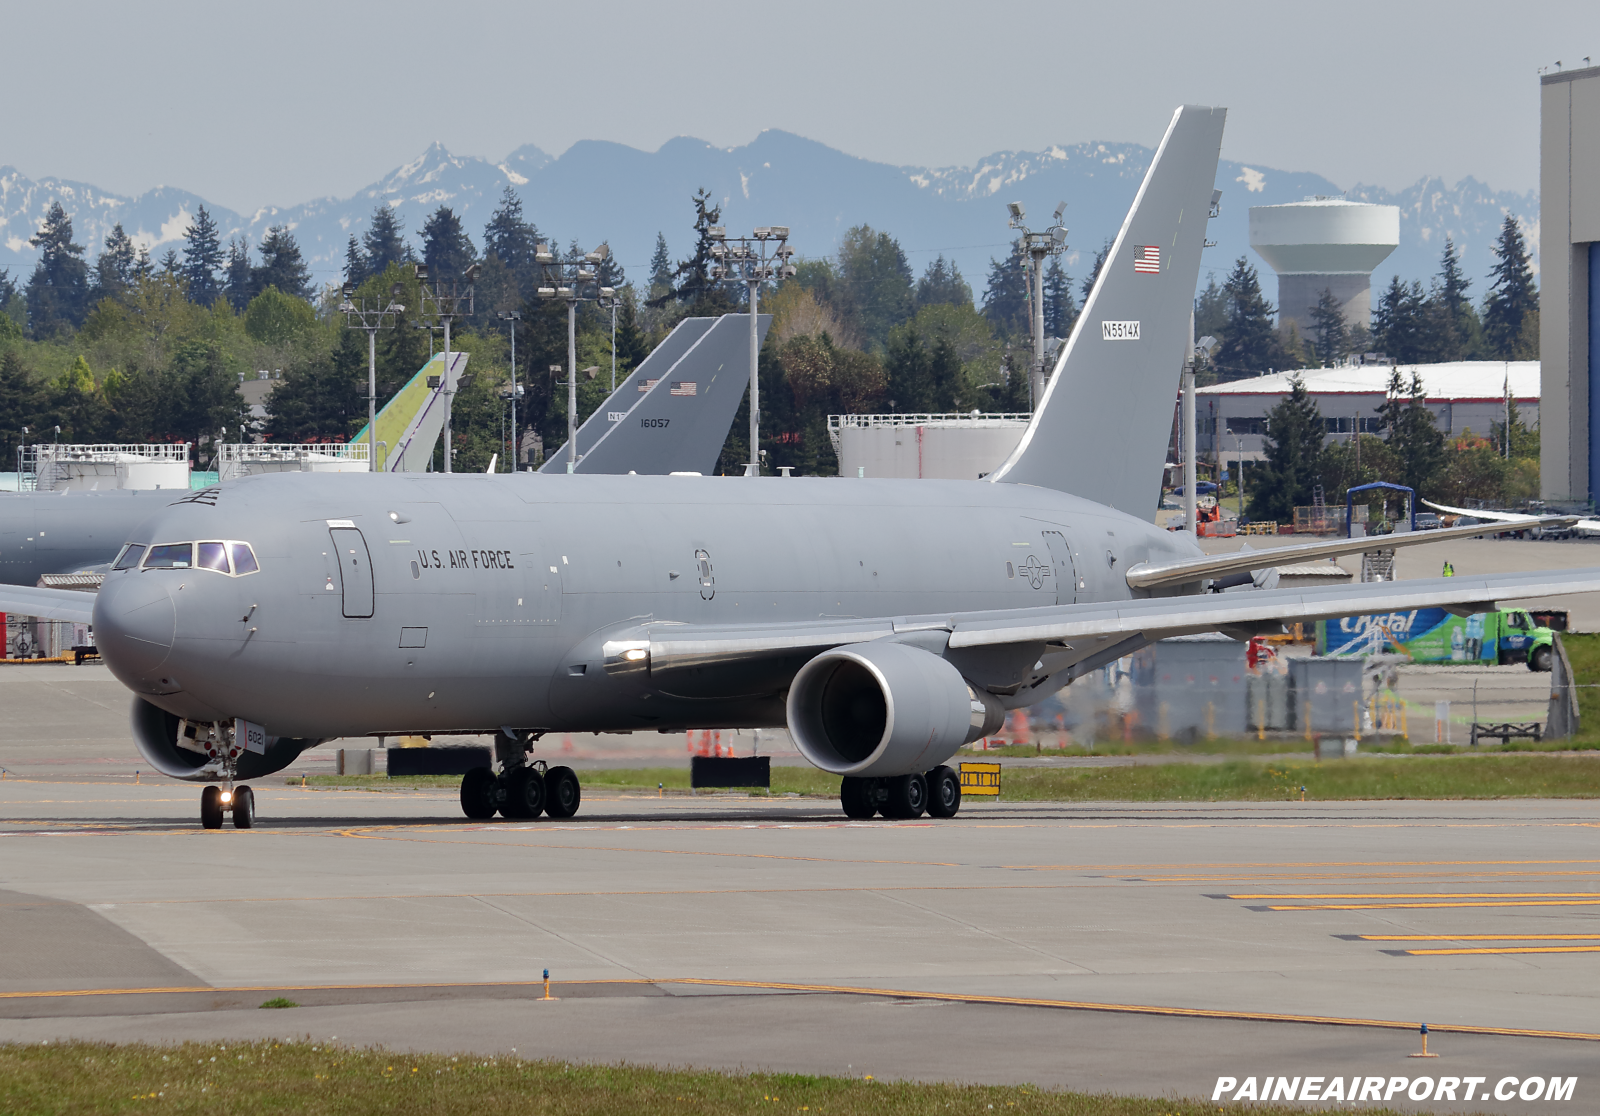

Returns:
1195,361,1539,459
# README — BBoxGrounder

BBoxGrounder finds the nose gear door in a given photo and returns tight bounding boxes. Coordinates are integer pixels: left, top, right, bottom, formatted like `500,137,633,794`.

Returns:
329,526,374,618
1041,530,1079,606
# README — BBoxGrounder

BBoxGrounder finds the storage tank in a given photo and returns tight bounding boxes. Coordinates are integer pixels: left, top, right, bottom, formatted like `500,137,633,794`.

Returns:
1249,198,1400,337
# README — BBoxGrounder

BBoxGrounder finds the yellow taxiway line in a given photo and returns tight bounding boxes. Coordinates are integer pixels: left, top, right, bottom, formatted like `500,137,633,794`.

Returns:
1359,934,1600,941
1399,945,1600,956
0,977,1596,1042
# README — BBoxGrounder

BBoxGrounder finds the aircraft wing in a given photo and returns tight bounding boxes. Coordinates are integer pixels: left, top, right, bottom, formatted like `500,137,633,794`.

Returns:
1124,517,1574,590
1421,499,1583,529
0,585,97,624
645,568,1600,677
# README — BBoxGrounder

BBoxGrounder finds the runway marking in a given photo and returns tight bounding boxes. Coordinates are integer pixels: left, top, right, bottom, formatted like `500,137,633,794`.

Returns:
1358,934,1600,941
1259,899,1600,911
1396,945,1600,956
3,977,1597,1043
1228,892,1600,899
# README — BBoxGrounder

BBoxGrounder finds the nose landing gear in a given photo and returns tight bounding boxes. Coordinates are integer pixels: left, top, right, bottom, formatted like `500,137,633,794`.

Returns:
200,783,255,829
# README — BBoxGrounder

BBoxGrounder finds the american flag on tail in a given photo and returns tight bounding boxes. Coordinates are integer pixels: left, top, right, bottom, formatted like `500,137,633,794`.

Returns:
670,382,697,396
1133,245,1161,274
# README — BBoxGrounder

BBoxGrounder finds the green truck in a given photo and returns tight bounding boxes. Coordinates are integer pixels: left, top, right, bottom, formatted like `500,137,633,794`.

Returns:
1317,607,1555,670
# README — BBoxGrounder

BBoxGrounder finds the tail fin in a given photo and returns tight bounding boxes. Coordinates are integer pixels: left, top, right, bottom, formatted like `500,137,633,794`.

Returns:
988,105,1225,515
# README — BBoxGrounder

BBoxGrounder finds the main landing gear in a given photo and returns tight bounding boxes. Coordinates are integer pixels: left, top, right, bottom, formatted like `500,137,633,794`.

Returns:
461,730,582,821
200,783,255,830
840,765,961,820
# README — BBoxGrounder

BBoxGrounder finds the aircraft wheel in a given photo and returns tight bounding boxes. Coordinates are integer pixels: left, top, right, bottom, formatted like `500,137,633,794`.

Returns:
881,773,928,819
502,767,546,819
200,785,224,830
233,785,256,829
544,766,581,818
460,767,498,820
840,776,877,819
925,766,961,818
1530,645,1553,673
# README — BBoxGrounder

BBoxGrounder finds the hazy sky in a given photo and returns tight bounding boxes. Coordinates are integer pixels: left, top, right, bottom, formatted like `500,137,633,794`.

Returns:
9,0,1596,213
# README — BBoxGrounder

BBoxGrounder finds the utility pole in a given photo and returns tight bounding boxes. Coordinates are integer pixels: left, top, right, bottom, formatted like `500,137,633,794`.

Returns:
1184,312,1198,537
498,311,522,470
535,241,613,473
708,225,796,476
1006,201,1068,410
417,262,478,473
340,282,405,471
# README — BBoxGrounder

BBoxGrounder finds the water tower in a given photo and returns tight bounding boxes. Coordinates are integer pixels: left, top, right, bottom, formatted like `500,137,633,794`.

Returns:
1249,198,1400,338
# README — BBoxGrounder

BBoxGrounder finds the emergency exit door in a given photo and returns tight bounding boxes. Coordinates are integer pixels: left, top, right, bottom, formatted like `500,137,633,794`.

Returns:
1041,530,1079,606
329,527,374,618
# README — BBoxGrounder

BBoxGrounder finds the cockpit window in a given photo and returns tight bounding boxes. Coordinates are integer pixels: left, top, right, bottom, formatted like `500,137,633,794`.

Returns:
140,540,260,575
143,543,194,569
229,542,260,575
113,544,145,571
197,542,229,572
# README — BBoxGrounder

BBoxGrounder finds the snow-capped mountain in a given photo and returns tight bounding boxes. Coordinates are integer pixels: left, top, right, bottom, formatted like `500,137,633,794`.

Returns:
0,131,1539,313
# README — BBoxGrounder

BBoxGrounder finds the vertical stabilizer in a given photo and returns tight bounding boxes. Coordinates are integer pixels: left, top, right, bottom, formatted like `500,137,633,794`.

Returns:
988,105,1225,514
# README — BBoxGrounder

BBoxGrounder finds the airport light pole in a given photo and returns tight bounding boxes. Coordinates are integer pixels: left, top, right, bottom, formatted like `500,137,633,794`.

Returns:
1006,202,1068,411
707,226,796,476
340,283,406,472
535,242,613,473
417,262,479,473
497,311,522,470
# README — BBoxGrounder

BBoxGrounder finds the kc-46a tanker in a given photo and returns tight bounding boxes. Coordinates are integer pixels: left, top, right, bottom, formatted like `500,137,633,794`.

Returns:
4,106,1592,829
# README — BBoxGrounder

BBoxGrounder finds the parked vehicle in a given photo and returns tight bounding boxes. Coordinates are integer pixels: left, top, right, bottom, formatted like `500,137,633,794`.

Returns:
1317,608,1554,670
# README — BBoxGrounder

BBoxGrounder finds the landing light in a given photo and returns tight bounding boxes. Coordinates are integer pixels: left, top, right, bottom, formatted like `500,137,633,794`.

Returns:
220,791,232,803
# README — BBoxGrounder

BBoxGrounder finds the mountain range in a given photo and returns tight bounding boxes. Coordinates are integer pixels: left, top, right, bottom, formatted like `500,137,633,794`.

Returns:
0,130,1539,316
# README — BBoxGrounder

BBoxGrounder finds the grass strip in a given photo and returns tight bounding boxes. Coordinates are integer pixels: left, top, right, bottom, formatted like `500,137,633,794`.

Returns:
0,1039,1403,1116
300,754,1600,801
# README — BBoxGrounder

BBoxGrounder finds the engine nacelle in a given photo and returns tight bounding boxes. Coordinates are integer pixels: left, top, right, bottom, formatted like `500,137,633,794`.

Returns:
786,642,1000,777
129,698,319,781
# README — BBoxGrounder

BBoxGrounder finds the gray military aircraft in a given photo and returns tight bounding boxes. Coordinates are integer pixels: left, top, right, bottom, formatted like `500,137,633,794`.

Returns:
6,105,1596,830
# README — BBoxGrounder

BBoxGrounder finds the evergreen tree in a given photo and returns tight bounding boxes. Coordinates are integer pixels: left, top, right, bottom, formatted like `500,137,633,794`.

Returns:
1432,237,1478,359
1379,367,1445,494
420,207,477,280
94,223,140,300
1307,288,1347,365
1043,257,1077,338
0,349,38,463
25,201,91,336
224,238,254,310
1371,276,1430,364
837,225,913,351
650,188,726,309
1194,274,1228,340
0,268,16,309
343,235,368,288
648,233,673,297
1483,214,1539,359
481,186,540,300
363,205,411,273
1080,239,1112,303
981,239,1029,337
915,255,972,310
1213,257,1277,380
254,226,312,299
1247,374,1323,522
181,205,225,307
884,321,932,411
156,249,182,278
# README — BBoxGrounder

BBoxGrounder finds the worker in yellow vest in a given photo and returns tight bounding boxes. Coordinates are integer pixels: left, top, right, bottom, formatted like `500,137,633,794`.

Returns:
1443,560,1455,577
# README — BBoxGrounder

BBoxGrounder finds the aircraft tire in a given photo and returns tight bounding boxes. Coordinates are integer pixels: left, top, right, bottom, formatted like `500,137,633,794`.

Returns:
544,766,581,818
503,767,546,818
1530,645,1552,673
460,767,498,820
925,766,961,818
840,776,877,819
233,785,256,829
881,773,928,819
201,785,224,830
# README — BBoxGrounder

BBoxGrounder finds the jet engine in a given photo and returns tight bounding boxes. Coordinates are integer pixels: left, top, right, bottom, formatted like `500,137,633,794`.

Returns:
129,697,319,781
786,641,1002,777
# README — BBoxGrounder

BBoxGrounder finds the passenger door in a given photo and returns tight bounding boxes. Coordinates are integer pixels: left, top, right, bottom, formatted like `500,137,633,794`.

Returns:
328,526,374,618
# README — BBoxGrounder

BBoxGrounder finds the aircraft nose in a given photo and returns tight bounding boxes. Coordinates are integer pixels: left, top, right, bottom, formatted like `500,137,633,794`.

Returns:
93,574,176,679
